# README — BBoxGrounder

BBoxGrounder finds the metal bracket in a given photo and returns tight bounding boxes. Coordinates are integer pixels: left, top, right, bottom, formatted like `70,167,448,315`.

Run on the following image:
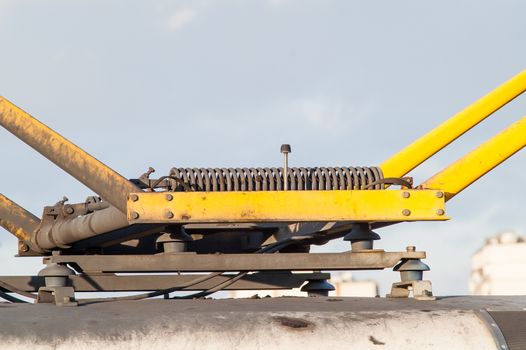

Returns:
387,280,435,301
36,286,77,306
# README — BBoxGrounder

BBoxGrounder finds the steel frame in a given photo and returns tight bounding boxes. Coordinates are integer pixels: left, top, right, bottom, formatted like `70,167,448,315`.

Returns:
0,271,330,292
48,250,425,273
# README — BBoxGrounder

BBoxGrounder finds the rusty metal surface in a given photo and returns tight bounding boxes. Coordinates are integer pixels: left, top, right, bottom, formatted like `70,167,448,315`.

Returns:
49,250,426,273
0,97,140,213
35,205,129,250
0,272,330,292
0,297,524,349
0,194,39,242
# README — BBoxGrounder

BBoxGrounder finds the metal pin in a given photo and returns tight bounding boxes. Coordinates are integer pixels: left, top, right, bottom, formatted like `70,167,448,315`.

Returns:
280,144,291,191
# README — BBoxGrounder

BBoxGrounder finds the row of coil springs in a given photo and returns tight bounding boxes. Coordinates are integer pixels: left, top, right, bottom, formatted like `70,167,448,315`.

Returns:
168,166,384,192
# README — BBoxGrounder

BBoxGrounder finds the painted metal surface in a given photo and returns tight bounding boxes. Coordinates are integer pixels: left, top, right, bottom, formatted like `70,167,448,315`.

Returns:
127,190,447,223
49,250,426,272
381,70,526,178
0,296,520,349
421,116,526,200
0,97,140,213
0,193,39,242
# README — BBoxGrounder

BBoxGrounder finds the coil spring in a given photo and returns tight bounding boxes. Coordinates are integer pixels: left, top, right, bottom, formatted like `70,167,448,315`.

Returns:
168,166,383,192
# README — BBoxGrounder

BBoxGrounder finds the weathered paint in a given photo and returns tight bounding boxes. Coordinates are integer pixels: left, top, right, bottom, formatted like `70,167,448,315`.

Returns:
128,190,448,223
0,97,140,214
0,194,39,242
0,296,516,349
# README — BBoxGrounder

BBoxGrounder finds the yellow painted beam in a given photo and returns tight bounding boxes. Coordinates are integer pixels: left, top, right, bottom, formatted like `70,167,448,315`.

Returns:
381,70,526,178
0,97,140,213
127,190,447,223
420,116,526,201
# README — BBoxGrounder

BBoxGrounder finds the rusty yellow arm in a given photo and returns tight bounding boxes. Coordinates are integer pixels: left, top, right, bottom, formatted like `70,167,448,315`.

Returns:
0,97,140,213
381,70,526,178
419,116,526,201
0,193,44,252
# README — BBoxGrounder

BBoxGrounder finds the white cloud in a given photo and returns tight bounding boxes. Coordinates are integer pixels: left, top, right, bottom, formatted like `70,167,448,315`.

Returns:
165,8,198,32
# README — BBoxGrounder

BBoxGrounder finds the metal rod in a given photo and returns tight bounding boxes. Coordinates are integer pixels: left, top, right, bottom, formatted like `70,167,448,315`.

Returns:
381,70,526,178
35,206,129,250
0,97,141,213
50,250,426,272
0,194,40,245
280,144,291,191
419,116,526,201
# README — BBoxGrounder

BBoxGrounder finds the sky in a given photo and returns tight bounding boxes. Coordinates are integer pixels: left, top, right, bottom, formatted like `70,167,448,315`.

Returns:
0,0,525,296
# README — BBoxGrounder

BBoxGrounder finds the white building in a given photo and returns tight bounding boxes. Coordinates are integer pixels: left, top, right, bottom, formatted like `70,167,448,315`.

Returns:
470,231,526,295
229,272,378,298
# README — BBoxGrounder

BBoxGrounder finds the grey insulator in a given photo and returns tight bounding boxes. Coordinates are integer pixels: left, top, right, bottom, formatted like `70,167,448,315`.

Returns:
393,259,430,282
344,224,381,250
301,279,335,297
157,228,193,253
38,263,75,287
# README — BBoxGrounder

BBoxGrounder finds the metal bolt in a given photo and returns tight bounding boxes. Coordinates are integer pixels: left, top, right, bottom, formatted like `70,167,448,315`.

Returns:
65,206,74,214
435,192,444,198
19,243,29,253
165,193,173,201
406,246,416,252
165,211,174,219
280,144,291,191
402,209,411,216
402,192,410,198
436,209,445,216
130,194,139,202
131,211,140,219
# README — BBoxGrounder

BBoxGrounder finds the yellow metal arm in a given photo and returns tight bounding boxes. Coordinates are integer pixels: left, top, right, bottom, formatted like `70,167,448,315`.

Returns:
381,70,526,178
419,116,526,201
127,190,447,223
0,97,141,213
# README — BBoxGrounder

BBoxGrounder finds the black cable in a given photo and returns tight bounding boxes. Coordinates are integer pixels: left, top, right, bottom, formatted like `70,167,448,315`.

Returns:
0,280,37,300
0,290,29,303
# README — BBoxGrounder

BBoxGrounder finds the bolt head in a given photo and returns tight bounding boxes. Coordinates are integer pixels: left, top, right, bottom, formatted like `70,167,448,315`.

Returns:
130,194,139,202
165,193,174,201
435,192,444,198
131,211,140,220
406,245,416,252
436,209,445,216
65,206,74,214
402,192,410,198
19,242,29,253
280,144,291,153
165,211,174,219
402,209,411,216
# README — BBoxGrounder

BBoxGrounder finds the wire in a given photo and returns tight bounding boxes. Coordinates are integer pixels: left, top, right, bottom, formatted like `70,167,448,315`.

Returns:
0,290,29,303
0,280,37,300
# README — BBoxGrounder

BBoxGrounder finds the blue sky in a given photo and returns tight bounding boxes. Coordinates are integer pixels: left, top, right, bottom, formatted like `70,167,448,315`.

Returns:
0,0,525,295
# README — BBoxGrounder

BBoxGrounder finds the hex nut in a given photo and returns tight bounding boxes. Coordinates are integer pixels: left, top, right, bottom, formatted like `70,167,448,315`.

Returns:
130,194,139,202
19,242,29,253
406,246,416,252
402,209,411,216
